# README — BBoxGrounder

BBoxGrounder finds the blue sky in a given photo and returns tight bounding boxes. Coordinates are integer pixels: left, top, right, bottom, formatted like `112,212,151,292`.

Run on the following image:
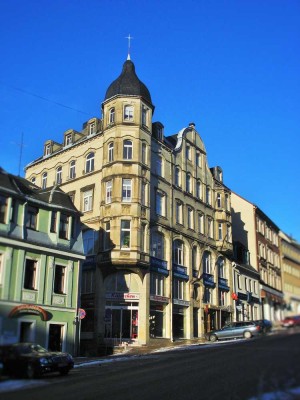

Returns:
0,0,299,241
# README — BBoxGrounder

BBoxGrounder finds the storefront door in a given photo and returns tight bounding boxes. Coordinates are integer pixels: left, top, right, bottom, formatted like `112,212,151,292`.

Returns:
105,304,138,341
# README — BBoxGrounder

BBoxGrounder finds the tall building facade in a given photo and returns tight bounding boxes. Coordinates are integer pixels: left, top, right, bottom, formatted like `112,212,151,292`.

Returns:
25,58,234,354
0,168,84,354
231,192,284,322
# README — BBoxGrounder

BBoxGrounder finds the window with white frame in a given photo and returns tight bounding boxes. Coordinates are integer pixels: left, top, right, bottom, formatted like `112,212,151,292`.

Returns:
174,278,185,300
217,193,221,208
175,166,181,187
89,122,96,135
219,290,227,306
83,190,93,212
218,223,223,240
65,133,72,146
85,152,95,173
120,220,131,249
173,240,184,265
69,160,76,179
207,217,213,238
108,142,114,162
104,221,111,250
122,179,132,202
42,172,47,189
124,105,134,121
24,259,37,290
155,190,166,217
0,194,8,224
109,108,115,124
198,213,204,234
45,143,51,156
150,273,164,296
217,257,225,278
106,180,112,204
196,180,201,199
56,166,62,184
142,143,147,164
187,206,194,229
156,156,163,176
123,140,133,159
151,232,165,259
175,201,183,224
54,265,66,294
202,251,211,274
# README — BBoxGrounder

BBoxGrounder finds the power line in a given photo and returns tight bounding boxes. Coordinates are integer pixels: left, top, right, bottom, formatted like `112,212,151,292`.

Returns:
0,81,91,116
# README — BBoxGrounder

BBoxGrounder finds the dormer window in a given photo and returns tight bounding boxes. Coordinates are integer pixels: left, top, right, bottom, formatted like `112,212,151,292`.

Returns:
65,133,72,146
124,105,133,121
109,108,115,124
45,143,51,156
89,122,96,135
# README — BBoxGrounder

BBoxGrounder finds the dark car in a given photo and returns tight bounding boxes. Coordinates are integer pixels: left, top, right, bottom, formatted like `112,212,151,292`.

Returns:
254,319,272,334
281,315,300,328
0,343,74,379
205,321,262,342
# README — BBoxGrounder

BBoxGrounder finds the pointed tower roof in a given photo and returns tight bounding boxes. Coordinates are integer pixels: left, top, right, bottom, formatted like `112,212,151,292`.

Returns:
104,59,152,106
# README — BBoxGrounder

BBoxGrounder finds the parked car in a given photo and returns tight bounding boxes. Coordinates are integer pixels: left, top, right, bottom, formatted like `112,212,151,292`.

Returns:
205,321,262,342
0,343,74,379
281,315,300,328
254,319,272,334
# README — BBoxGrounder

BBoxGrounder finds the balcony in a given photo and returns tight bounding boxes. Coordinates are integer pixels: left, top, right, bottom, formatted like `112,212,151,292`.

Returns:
150,256,168,276
218,277,230,291
173,263,189,280
202,273,216,288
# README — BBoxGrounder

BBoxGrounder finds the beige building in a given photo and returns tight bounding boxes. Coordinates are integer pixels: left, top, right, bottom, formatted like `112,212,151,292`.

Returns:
231,192,284,322
279,231,300,315
25,57,234,354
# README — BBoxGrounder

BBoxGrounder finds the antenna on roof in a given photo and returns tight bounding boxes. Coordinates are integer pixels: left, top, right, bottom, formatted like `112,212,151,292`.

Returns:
125,34,133,60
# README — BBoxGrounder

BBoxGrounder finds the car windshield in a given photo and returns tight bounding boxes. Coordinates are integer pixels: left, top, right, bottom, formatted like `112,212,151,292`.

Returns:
18,344,48,354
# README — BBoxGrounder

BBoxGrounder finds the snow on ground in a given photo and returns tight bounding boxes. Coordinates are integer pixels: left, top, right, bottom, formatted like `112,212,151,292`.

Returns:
0,379,49,393
248,386,300,400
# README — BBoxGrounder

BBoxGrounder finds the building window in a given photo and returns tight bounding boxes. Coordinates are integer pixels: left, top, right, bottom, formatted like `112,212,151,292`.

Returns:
106,180,112,204
85,152,95,173
124,105,134,121
56,166,62,184
174,278,185,300
186,173,192,193
217,257,225,278
198,213,204,234
150,273,164,296
202,251,211,274
141,181,147,206
42,172,47,189
83,229,97,255
196,180,201,199
186,144,191,160
175,167,181,187
44,144,51,156
24,259,37,290
156,190,166,217
108,142,114,162
89,122,96,135
0,194,8,224
206,187,211,205
218,223,223,240
83,190,93,212
54,265,66,294
217,193,221,208
175,201,183,224
207,217,213,238
122,179,132,202
104,222,111,250
196,152,201,167
69,160,76,179
26,205,38,230
219,290,226,306
140,223,146,252
173,240,184,265
50,211,57,233
82,270,95,294
142,143,147,164
109,108,115,124
121,220,131,249
59,213,69,239
65,134,72,146
156,156,163,176
123,140,133,160
151,232,164,259
192,246,197,270
225,194,229,210
187,207,194,229
203,287,212,303
142,106,148,126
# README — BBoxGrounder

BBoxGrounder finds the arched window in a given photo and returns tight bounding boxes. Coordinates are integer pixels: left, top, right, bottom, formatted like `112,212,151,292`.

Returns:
109,108,115,124
202,251,211,274
69,160,76,179
108,142,114,162
151,231,165,260
42,172,47,189
217,257,225,278
173,240,184,265
56,166,62,184
86,152,95,173
124,105,133,121
123,140,133,160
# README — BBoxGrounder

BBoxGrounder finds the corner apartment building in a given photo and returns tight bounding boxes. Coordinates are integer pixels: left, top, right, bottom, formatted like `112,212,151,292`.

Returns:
231,192,284,322
0,168,85,354
25,58,233,354
279,231,300,315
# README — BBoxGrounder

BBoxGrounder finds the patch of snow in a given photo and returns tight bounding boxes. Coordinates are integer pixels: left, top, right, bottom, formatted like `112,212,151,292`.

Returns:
0,379,49,393
248,386,300,400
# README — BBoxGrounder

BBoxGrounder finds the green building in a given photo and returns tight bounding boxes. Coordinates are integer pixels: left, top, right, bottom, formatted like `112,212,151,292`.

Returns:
0,168,85,355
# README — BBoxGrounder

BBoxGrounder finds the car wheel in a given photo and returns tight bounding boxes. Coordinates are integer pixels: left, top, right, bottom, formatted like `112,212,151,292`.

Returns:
243,331,252,339
210,334,217,342
59,368,70,376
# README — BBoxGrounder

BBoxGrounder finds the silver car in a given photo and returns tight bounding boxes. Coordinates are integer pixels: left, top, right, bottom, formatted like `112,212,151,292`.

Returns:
206,321,262,342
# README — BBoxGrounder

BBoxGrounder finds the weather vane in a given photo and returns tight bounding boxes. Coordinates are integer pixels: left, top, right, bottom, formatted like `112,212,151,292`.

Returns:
125,34,133,60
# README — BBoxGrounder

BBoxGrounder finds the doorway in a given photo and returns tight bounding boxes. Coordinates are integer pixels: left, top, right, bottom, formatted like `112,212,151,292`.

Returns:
19,321,34,342
105,305,138,341
48,324,64,351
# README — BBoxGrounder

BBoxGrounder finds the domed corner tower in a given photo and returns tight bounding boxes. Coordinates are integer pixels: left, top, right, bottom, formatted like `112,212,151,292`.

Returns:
99,58,154,278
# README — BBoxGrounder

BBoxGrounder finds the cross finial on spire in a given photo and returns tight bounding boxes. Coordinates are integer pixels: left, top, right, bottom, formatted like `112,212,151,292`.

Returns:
125,34,133,60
